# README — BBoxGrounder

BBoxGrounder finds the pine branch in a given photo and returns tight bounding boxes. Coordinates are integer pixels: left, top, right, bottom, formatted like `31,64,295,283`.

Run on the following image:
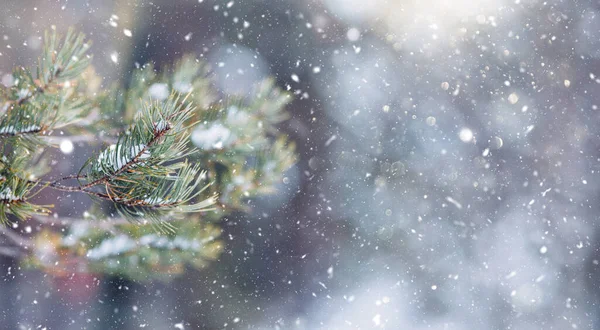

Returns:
0,152,53,225
13,94,218,232
2,90,216,229
0,28,92,150
37,28,92,87
1,27,295,281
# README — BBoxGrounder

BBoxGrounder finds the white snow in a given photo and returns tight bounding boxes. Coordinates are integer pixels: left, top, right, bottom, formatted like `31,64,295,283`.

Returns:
97,144,150,172
426,116,436,126
492,136,503,149
458,128,473,143
0,187,18,201
148,83,169,100
446,196,463,209
154,120,171,132
191,123,232,150
227,106,251,127
173,81,193,93
525,125,535,135
17,88,30,99
325,135,337,146
142,196,167,205
60,139,74,154
86,235,136,260
372,314,381,326
1,74,13,87
347,28,360,41
0,125,41,135
138,234,202,251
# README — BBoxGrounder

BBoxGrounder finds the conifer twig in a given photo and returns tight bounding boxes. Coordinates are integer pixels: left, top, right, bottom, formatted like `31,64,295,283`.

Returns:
0,28,294,280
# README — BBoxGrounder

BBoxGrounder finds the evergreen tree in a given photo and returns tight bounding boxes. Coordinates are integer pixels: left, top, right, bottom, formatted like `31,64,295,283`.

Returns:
0,27,295,280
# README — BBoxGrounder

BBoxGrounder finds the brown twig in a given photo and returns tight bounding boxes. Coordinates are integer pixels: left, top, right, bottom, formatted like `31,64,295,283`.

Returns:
26,110,181,209
81,123,171,189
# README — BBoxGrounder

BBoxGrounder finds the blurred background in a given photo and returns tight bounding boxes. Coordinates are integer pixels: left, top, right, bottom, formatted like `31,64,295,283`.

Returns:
2,0,600,329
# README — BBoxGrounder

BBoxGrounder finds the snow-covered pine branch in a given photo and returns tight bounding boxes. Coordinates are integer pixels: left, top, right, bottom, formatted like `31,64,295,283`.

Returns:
0,28,295,281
